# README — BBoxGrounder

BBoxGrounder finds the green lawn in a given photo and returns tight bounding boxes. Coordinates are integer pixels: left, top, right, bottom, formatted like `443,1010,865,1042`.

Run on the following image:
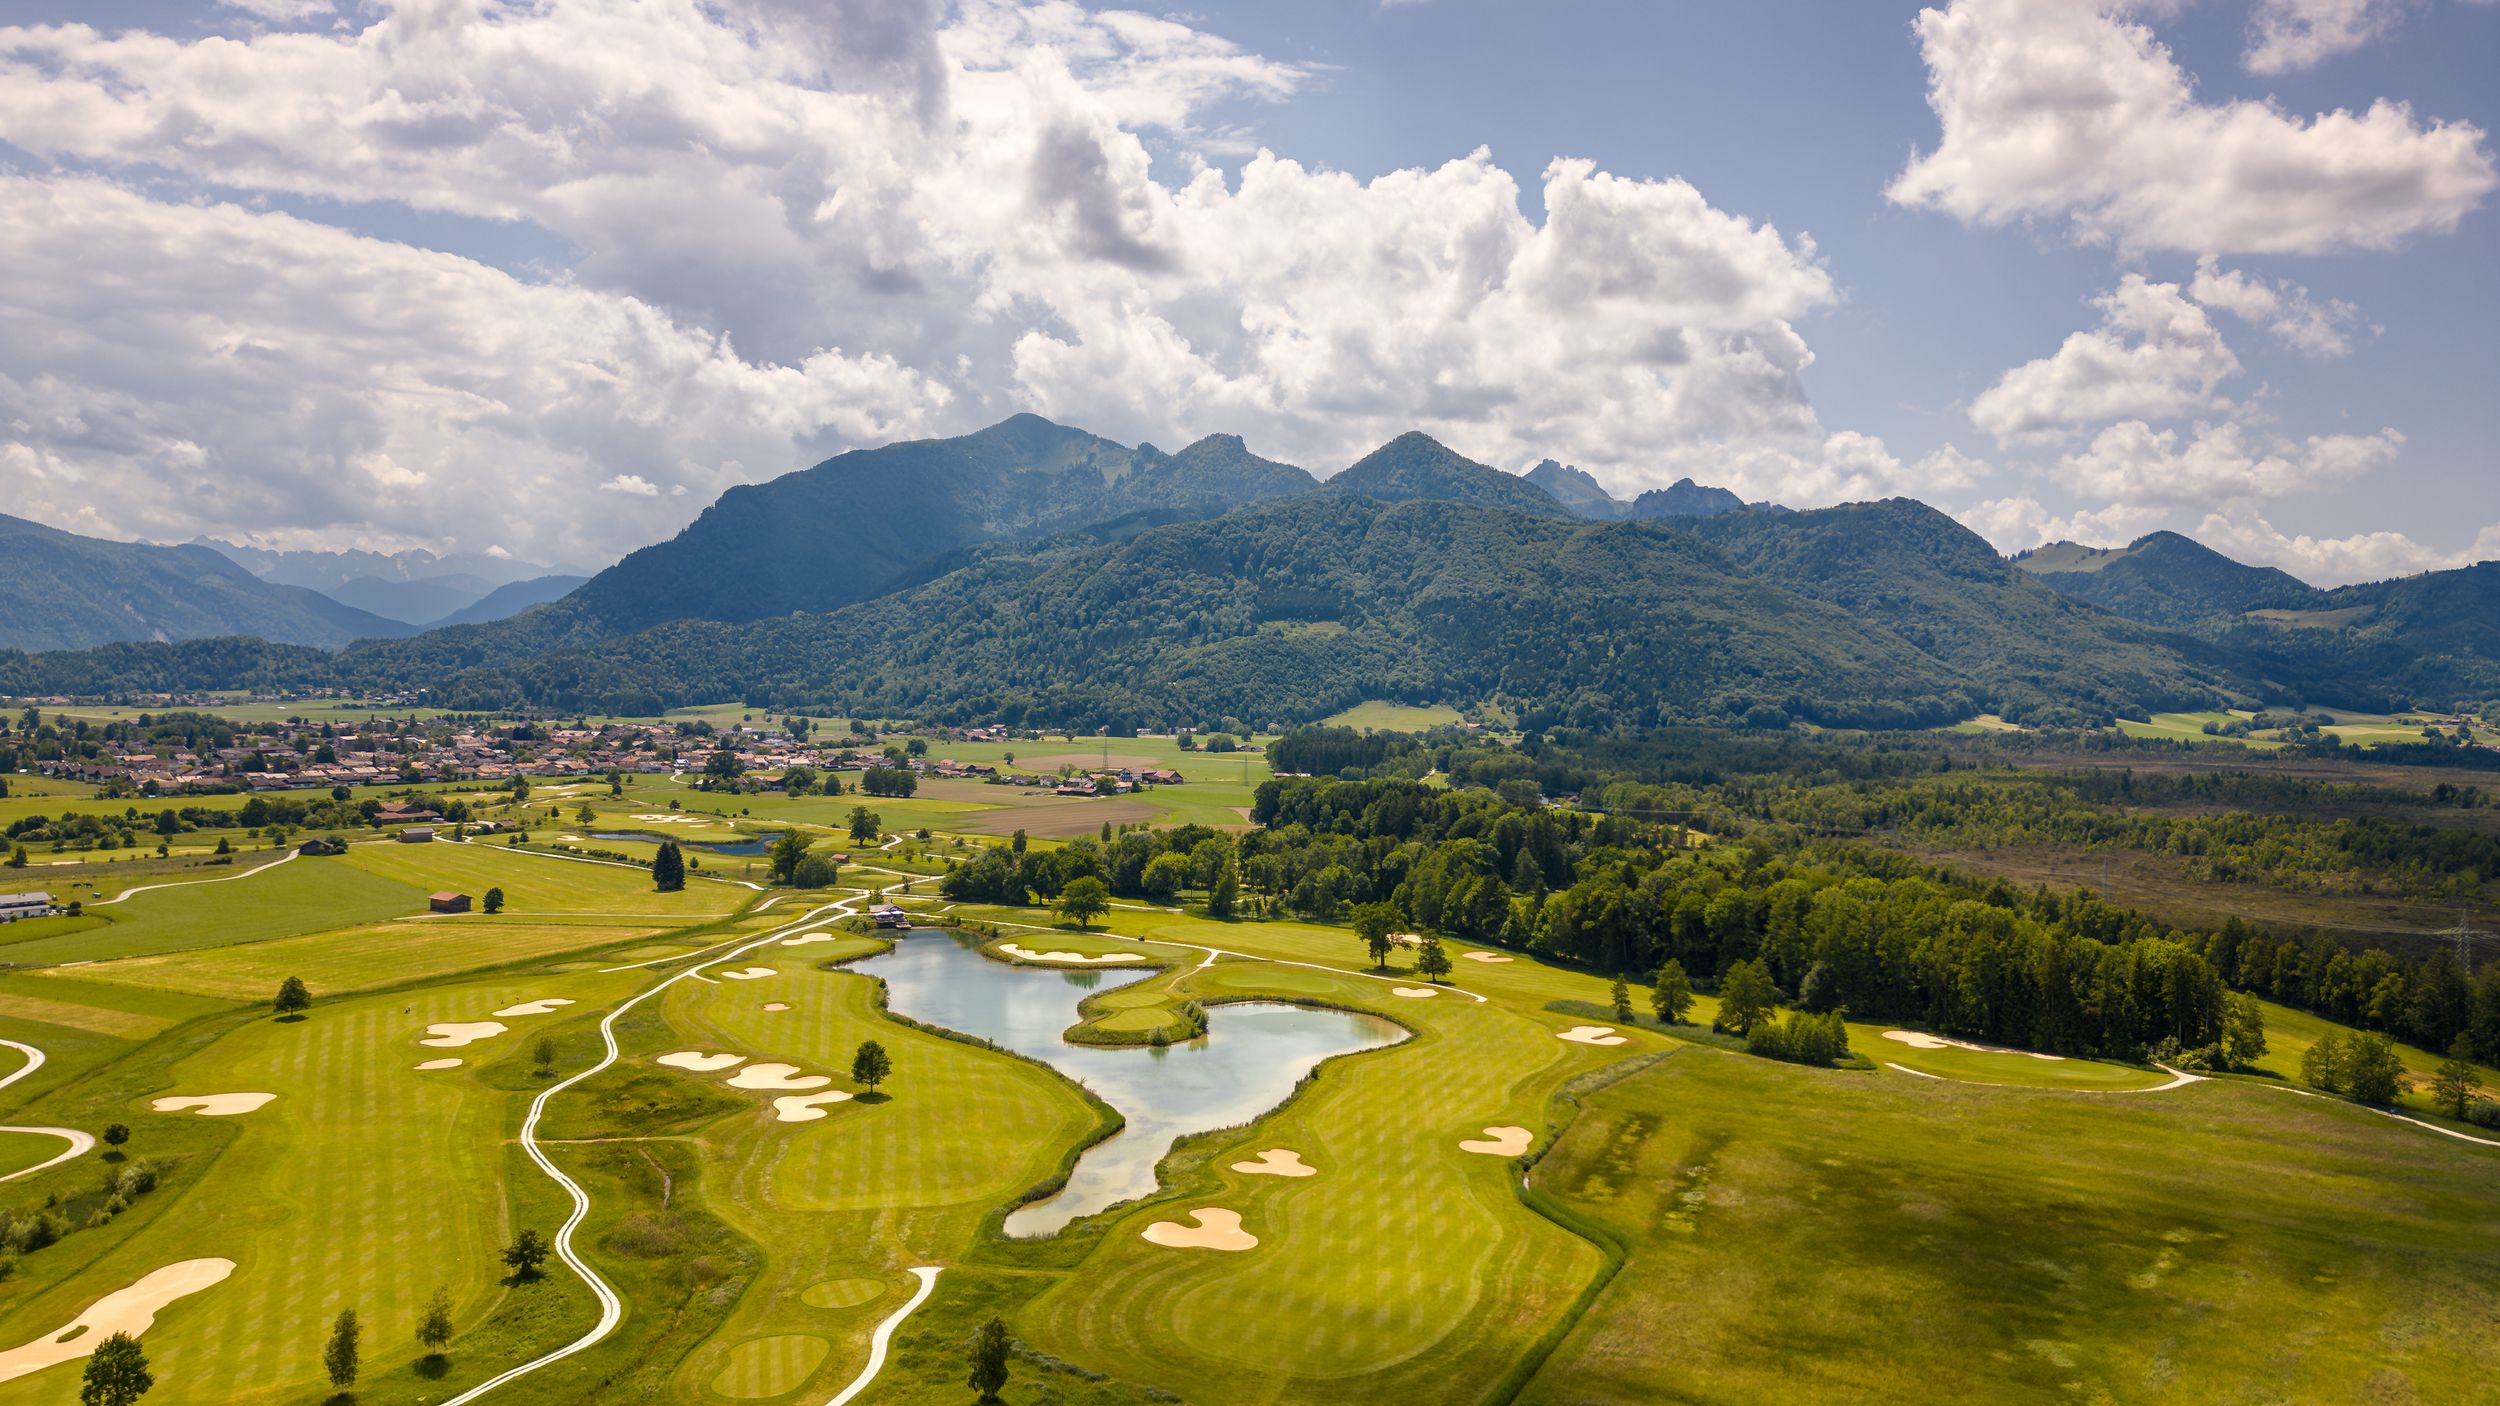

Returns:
1521,1051,2500,1403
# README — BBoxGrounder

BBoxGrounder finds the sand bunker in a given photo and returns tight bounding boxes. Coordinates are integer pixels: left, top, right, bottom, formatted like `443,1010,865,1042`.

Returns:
998,943,1145,964
762,1002,790,1012
0,1258,235,1384
772,1092,855,1122
1141,1208,1258,1251
1463,952,1514,964
414,1058,464,1071
1558,1025,1629,1046
420,1022,507,1048
1882,1030,2065,1061
492,998,577,1017
1387,932,1423,947
1460,1126,1533,1156
1230,1148,1316,1178
782,932,839,947
719,966,778,981
1391,986,1438,999
658,1051,747,1073
150,1093,275,1116
727,1062,830,1091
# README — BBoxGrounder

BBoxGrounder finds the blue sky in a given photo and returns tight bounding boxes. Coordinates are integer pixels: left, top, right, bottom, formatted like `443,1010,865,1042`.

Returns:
0,0,2492,583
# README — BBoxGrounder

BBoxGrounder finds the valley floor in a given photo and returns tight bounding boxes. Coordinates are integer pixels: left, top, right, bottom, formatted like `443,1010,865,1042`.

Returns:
0,778,2490,1405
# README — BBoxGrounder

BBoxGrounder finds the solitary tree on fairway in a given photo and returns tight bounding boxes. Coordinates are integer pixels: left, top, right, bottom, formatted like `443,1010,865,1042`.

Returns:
852,1039,892,1093
482,886,504,915
968,1315,1011,1402
1610,975,1634,1023
652,841,686,893
533,1036,558,1076
1416,936,1454,983
1651,959,1694,1026
1056,876,1110,929
502,1228,551,1280
1350,902,1400,970
80,1332,151,1406
1716,960,1778,1037
102,1123,130,1154
2433,1037,2485,1119
848,806,882,843
273,976,311,1018
323,1307,360,1389
416,1286,455,1359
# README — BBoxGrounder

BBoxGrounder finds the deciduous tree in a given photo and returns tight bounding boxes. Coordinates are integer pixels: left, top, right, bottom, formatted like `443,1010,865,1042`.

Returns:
502,1228,551,1280
968,1315,1011,1402
79,1332,151,1406
1056,876,1110,929
323,1308,359,1389
1717,959,1777,1037
273,976,311,1018
416,1286,455,1357
1651,959,1694,1026
852,1040,892,1093
2433,1036,2485,1119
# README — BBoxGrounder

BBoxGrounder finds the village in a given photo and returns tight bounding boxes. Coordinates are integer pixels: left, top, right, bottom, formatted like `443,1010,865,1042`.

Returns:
8,709,1195,801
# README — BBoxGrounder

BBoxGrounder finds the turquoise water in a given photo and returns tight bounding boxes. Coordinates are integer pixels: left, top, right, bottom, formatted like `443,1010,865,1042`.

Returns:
856,936,1404,1235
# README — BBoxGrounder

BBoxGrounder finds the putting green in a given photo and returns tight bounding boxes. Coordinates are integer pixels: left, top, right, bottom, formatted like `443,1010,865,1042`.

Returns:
798,1278,885,1310
710,1334,830,1398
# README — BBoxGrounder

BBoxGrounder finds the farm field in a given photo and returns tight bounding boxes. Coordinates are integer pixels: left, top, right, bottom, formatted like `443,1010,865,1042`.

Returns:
0,798,2487,1404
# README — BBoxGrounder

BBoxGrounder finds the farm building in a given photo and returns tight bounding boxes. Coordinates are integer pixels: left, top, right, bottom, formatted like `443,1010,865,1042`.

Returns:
398,826,437,843
429,892,472,914
0,892,55,923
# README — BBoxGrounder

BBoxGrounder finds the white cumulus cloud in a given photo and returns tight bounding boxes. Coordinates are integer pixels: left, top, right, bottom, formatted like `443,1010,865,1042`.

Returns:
2057,420,2403,507
1969,276,2240,442
2187,255,2367,358
2195,510,2500,586
2244,0,2409,75
0,0,1873,554
1889,0,2496,254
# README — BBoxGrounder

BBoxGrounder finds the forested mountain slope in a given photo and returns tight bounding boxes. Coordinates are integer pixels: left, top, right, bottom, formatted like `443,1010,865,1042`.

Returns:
1681,501,2229,721
0,513,410,651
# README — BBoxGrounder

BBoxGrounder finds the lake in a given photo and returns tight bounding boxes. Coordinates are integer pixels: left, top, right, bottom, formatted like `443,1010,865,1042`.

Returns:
855,935,1405,1235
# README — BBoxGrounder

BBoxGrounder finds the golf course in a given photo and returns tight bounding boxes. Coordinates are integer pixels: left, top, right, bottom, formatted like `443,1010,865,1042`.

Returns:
0,759,2492,1406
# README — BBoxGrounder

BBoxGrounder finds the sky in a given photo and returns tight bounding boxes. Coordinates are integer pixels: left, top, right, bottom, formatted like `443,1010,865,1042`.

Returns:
0,0,2492,585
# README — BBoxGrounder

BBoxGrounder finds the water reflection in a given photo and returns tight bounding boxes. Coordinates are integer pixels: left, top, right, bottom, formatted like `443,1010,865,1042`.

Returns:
856,935,1404,1235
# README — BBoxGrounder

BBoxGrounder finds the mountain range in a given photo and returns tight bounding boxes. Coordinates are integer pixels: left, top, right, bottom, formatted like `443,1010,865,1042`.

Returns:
197,539,592,632
4,417,2494,723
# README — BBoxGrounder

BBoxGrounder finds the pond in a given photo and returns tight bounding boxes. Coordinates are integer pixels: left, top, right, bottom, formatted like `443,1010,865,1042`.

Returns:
855,935,1406,1236
589,830,771,857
